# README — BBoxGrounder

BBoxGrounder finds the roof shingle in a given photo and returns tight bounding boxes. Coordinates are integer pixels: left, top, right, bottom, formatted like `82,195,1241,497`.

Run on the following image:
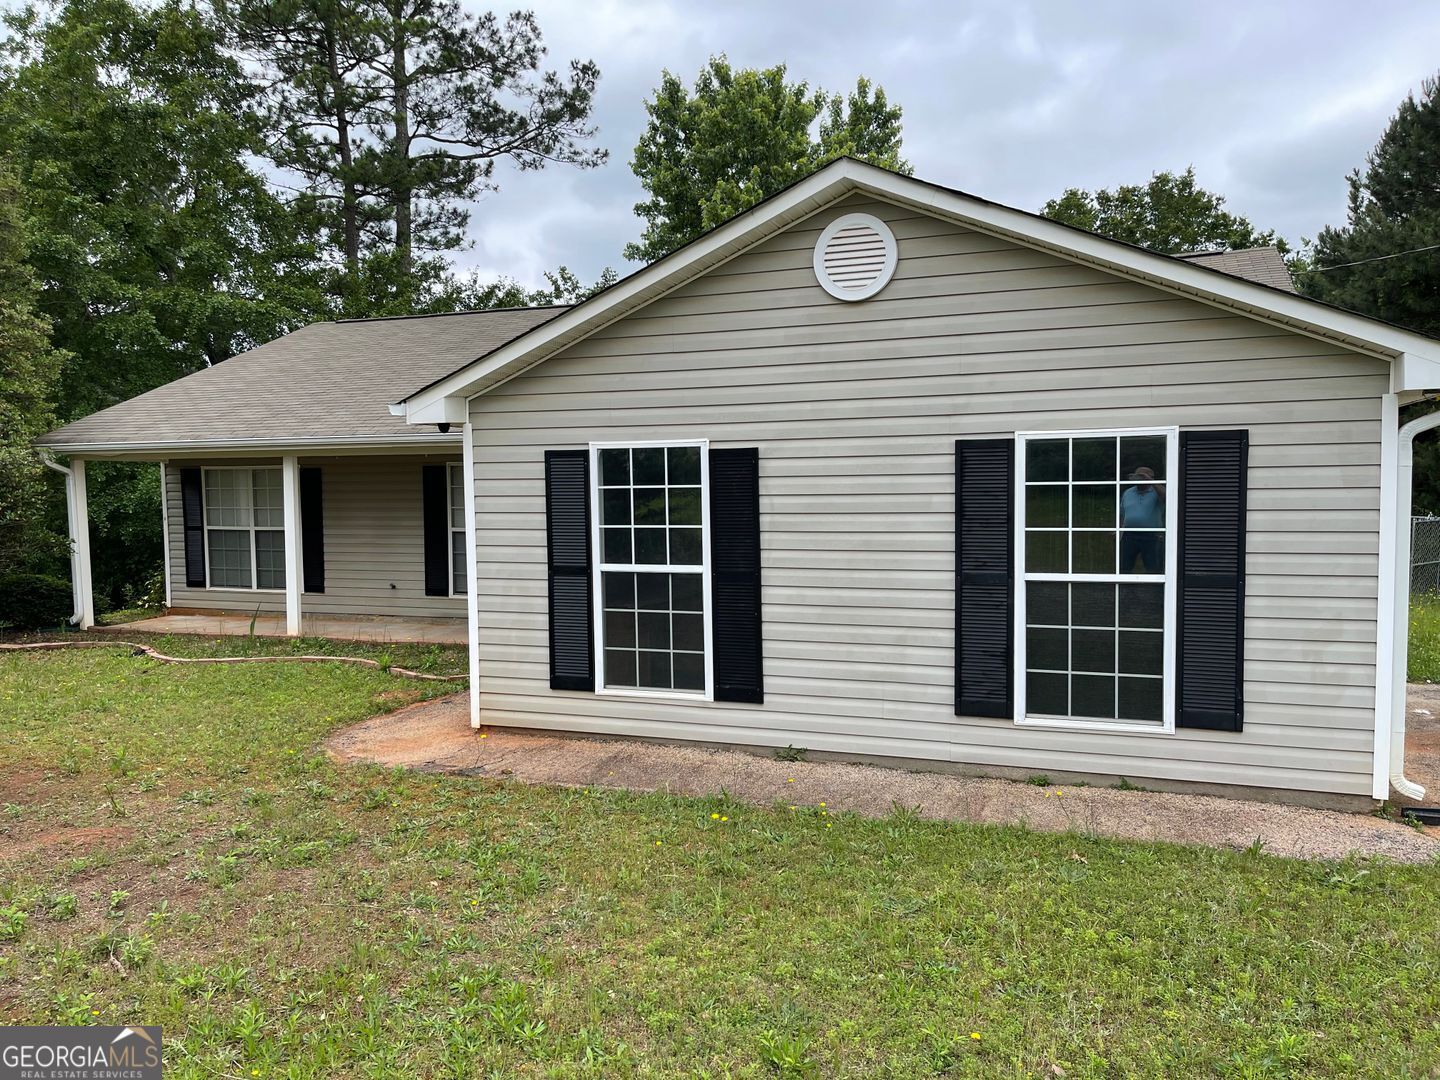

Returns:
1175,246,1295,293
37,306,565,450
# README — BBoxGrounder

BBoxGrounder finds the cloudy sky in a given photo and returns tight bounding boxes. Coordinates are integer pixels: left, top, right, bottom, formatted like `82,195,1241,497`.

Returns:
455,0,1440,288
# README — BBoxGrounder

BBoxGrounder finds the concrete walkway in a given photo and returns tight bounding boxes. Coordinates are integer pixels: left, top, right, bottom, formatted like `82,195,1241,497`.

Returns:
326,693,1440,864
99,612,466,645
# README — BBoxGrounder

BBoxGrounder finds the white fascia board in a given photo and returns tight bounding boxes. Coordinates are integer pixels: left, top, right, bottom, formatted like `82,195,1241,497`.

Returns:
404,395,469,425
35,433,463,459
1396,351,1440,394
400,158,1440,416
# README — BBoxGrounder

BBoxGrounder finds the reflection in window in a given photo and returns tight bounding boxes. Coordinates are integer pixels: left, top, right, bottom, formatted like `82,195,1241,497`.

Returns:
1020,432,1172,727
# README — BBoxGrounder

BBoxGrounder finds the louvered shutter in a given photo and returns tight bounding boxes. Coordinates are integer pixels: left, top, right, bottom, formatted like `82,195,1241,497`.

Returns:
1177,430,1248,732
955,439,1014,718
300,467,325,594
709,448,763,703
422,465,449,597
546,450,594,691
180,467,206,588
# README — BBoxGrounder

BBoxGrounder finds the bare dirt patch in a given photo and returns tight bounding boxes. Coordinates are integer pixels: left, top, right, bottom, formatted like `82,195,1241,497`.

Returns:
1405,683,1440,803
326,694,1440,864
0,825,135,862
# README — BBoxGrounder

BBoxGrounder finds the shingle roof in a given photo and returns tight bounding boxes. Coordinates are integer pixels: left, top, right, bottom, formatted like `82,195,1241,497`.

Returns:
1174,246,1295,293
36,306,566,451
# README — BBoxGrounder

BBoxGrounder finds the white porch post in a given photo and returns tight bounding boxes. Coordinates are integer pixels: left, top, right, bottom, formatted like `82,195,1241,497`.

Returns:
70,458,95,629
462,422,481,728
158,461,173,608
282,455,302,636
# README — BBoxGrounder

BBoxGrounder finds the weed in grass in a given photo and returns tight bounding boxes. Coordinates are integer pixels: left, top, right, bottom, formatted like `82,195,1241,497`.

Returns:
758,1030,817,1077
0,905,27,941
46,893,78,921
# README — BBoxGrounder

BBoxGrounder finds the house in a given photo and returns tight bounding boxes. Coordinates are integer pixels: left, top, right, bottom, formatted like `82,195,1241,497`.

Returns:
37,159,1440,808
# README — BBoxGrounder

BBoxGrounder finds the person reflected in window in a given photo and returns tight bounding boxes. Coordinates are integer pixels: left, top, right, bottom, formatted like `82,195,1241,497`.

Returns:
1120,466,1163,573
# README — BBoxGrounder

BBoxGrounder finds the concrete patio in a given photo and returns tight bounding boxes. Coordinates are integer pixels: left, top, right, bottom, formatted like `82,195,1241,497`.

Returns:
98,612,467,645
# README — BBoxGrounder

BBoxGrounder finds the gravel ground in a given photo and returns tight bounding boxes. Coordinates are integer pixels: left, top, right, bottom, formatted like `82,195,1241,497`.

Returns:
326,693,1440,864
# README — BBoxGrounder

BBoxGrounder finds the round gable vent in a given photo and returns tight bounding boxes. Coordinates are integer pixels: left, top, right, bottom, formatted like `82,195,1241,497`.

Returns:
813,212,898,301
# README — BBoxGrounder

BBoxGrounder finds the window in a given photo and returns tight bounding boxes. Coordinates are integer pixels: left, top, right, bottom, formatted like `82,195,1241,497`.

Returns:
203,467,285,590
448,463,467,595
591,442,710,696
1016,429,1177,731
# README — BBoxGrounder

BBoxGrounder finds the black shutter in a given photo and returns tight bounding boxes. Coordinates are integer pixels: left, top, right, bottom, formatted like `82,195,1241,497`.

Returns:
955,439,1014,718
422,464,449,597
1177,430,1248,732
709,447,764,703
300,467,325,594
546,450,594,691
180,467,206,588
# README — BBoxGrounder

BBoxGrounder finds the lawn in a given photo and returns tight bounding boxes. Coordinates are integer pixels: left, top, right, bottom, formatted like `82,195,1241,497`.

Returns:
1411,593,1440,683
2,646,1440,1078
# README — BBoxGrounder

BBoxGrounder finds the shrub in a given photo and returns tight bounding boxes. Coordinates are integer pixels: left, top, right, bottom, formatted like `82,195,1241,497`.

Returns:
0,572,74,630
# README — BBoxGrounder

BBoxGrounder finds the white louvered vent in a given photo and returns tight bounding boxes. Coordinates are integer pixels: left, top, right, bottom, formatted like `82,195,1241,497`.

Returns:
813,213,898,301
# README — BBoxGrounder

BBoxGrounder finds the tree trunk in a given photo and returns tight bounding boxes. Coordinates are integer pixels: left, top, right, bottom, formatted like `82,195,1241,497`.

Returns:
322,14,361,298
389,0,413,296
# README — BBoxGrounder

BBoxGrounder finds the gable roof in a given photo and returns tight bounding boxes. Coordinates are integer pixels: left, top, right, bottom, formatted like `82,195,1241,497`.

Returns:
37,306,565,453
1176,246,1295,293
398,159,1440,424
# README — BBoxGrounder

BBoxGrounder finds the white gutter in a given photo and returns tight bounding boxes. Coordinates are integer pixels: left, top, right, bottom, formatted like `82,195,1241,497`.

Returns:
1387,404,1440,800
38,451,84,627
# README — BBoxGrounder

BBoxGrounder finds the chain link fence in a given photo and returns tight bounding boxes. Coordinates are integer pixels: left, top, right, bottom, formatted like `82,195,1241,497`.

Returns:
1412,516,1440,594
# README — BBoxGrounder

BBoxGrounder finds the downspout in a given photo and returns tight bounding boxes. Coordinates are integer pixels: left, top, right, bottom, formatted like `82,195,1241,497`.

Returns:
1389,409,1440,800
38,450,84,626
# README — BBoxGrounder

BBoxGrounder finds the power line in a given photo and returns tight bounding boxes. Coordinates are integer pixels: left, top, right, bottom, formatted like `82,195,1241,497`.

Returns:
1298,242,1440,273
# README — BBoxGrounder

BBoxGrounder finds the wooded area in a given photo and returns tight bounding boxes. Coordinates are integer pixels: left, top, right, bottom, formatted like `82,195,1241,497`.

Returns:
1,0,1436,612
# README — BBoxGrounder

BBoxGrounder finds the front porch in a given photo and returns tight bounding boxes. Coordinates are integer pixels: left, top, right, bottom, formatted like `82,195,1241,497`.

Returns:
47,449,469,637
96,611,466,645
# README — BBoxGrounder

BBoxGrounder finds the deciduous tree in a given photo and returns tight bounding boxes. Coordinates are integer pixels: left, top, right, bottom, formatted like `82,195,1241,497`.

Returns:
1042,168,1283,255
626,58,909,263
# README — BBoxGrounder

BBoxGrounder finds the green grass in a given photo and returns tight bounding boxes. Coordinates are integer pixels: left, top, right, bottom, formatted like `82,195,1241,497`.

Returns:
2,649,1440,1077
1411,594,1440,683
3,628,470,677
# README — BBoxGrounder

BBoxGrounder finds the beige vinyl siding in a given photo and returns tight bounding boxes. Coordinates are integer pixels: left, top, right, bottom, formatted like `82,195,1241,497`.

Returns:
468,194,1388,798
165,455,465,619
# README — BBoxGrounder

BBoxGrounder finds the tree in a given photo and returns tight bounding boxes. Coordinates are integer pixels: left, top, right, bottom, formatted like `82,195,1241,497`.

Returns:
626,58,909,263
1041,168,1284,255
1299,74,1440,339
0,159,68,576
430,264,619,313
217,0,386,311
230,0,606,313
0,0,331,608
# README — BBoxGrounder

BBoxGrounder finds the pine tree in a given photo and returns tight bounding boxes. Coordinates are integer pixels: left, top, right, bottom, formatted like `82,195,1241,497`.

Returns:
1299,74,1440,338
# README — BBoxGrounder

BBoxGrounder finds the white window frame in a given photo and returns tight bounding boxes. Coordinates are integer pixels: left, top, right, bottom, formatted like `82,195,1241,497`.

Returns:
447,462,467,597
201,466,286,593
1013,427,1179,735
589,439,714,702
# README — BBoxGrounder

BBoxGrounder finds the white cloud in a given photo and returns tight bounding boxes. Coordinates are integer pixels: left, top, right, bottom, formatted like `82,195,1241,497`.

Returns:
450,0,1440,287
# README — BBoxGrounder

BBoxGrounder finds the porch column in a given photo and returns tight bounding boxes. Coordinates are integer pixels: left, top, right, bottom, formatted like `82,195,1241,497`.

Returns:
282,455,302,636
70,458,95,629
